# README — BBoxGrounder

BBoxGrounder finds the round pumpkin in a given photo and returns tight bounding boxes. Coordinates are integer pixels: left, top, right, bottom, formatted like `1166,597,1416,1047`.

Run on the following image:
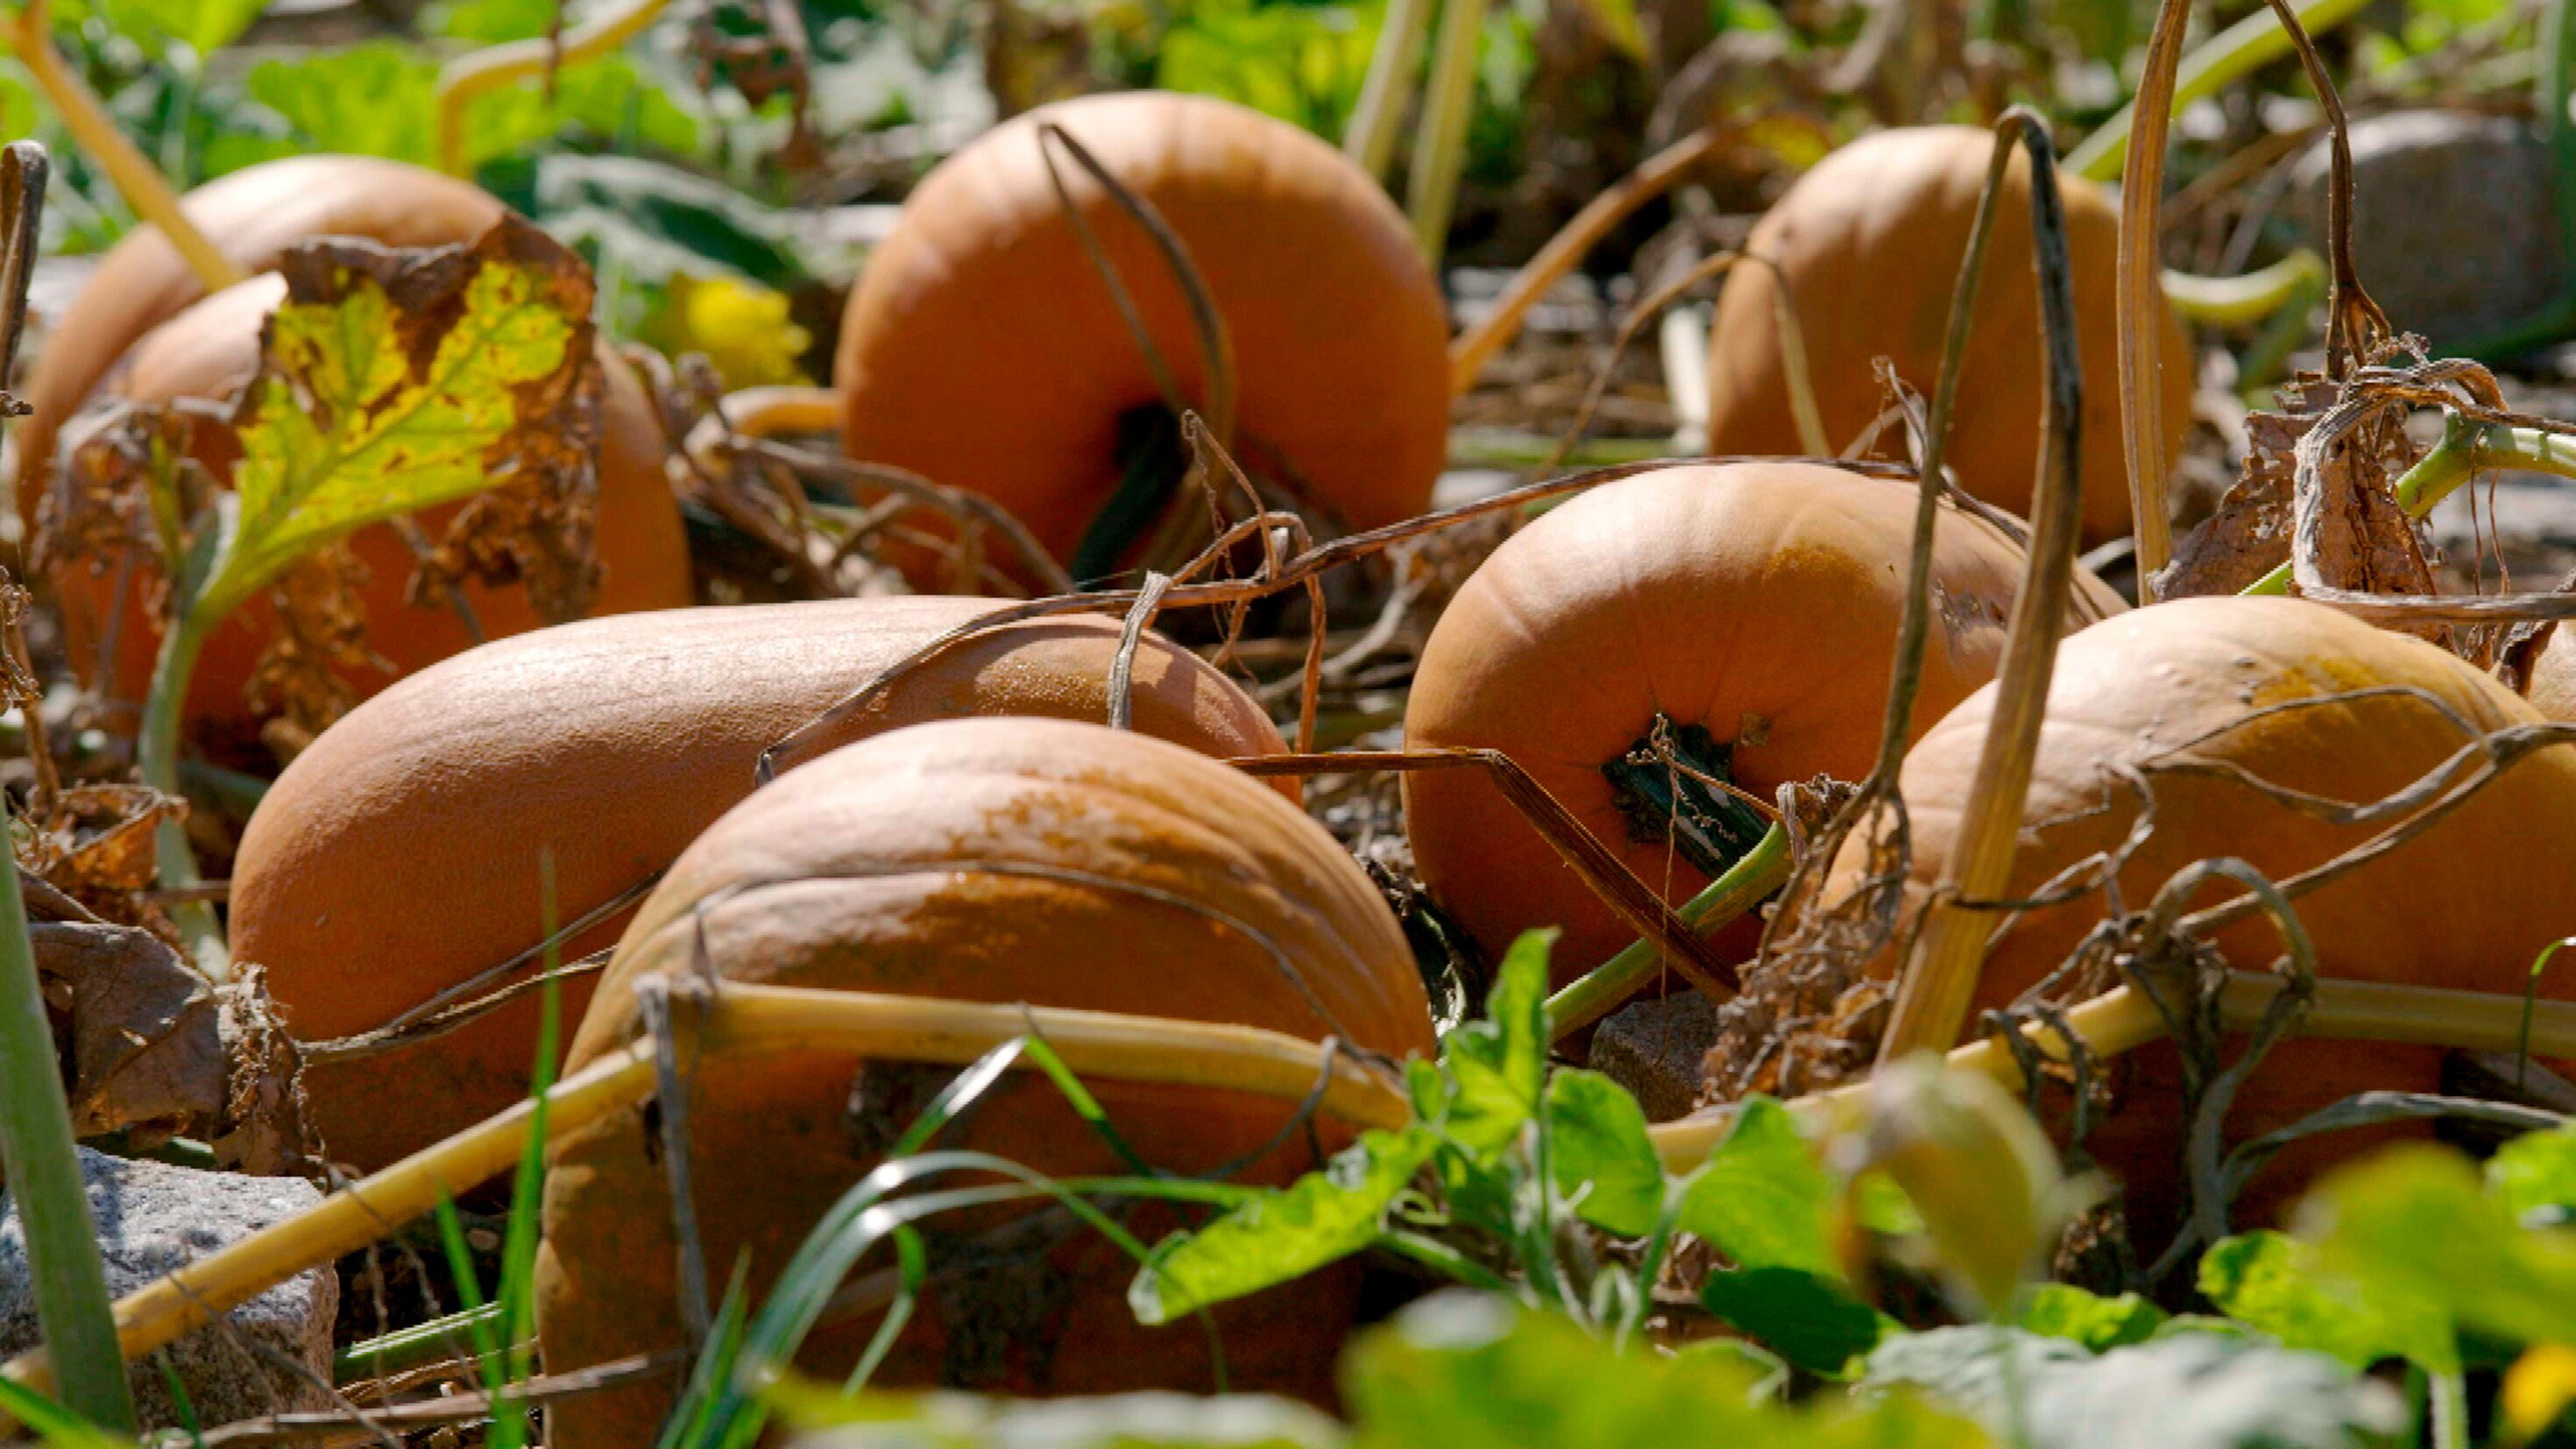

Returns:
1836,595,2576,1232
835,90,1450,570
230,596,1295,1172
1704,126,2196,548
2520,628,2576,724
1402,461,2125,983
534,717,1433,1443
18,157,691,761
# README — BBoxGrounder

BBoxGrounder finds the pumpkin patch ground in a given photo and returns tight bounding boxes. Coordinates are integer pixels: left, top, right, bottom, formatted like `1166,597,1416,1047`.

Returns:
7,3,2576,1445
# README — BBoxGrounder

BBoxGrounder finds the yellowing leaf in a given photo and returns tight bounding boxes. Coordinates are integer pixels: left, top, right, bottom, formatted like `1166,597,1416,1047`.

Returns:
196,216,603,624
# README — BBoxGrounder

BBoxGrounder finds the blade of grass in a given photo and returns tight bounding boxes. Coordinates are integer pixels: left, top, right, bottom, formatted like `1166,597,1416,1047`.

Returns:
1345,0,1438,180
1406,0,1490,267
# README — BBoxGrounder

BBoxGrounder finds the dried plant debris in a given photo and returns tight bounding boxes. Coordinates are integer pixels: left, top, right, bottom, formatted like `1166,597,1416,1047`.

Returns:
36,216,606,741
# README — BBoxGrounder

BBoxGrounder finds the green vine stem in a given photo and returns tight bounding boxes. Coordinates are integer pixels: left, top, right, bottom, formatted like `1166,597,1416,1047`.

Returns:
2239,414,2576,596
2162,249,2327,328
2064,0,2377,181
1546,823,1791,1042
1406,0,1490,266
1345,0,1437,181
137,613,225,979
0,140,138,1437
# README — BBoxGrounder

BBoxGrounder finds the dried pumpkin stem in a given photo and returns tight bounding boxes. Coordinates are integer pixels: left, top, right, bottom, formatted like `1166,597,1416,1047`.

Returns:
683,385,842,474
1877,112,2088,1065
1450,125,1728,393
435,0,672,177
38,963,2576,1407
0,983,1412,1414
6,1,241,294
1546,821,1789,1041
1344,0,1439,180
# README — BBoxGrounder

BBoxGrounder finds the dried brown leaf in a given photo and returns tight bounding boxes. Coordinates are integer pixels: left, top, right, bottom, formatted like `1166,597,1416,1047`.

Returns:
34,919,223,1140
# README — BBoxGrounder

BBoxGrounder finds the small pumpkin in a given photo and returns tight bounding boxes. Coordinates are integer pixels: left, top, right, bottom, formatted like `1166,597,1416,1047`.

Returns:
835,90,1449,573
533,717,1433,1444
1703,126,2196,548
1402,461,2124,982
1838,595,2576,1232
18,157,691,761
230,597,1293,1171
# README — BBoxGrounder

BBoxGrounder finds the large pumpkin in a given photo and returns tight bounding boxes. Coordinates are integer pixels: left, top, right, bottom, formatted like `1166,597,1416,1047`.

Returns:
534,718,1433,1444
19,157,691,760
835,90,1449,571
230,597,1293,1171
1402,461,2124,982
1704,126,2196,548
1840,596,2576,1231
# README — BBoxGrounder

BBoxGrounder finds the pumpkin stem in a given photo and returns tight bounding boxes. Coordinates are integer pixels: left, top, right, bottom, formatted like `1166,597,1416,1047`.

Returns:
1601,714,1773,881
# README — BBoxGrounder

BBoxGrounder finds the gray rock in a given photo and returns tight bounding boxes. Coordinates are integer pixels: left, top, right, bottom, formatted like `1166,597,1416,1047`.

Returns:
0,1149,336,1431
1589,992,1723,1121
2292,111,2566,352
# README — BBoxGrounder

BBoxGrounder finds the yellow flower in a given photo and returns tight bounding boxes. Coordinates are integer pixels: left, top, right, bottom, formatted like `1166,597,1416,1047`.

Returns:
645,274,812,390
2505,1343,2576,1442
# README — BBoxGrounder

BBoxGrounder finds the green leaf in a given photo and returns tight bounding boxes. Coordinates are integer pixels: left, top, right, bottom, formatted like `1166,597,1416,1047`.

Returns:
2490,1122,2576,1226
1567,0,1648,57
194,218,598,622
50,0,265,57
1129,1127,1437,1326
2198,1232,2454,1375
2301,1144,2576,1350
1433,929,1552,1155
1700,1267,1894,1377
1862,1326,2405,1449
761,1376,1348,1445
1542,1070,1661,1238
1678,1096,1840,1278
526,153,817,292
1345,1291,1983,1449
2016,1284,2169,1352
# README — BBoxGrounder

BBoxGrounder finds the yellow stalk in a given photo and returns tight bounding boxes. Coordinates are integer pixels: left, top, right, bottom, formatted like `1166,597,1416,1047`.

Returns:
20,966,2576,1422
0,985,1411,1410
435,0,674,177
1344,0,1439,181
6,1,241,293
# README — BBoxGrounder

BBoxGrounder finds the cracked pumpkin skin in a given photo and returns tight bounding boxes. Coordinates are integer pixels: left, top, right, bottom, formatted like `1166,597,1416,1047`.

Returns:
1842,597,2576,1233
836,89,1449,565
1704,125,2195,548
231,597,1293,1173
533,719,1433,1445
18,158,690,764
1402,462,2124,984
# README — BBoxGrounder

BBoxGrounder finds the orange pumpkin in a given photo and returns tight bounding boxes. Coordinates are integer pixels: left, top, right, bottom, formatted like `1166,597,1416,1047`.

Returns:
1704,126,2196,548
1841,596,2576,1232
18,157,691,761
835,90,1449,572
231,596,1295,1171
533,718,1433,1444
1403,461,2124,983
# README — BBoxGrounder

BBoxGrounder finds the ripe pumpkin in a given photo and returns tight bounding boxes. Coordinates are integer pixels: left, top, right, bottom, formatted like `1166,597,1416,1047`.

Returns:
1703,126,2196,548
18,156,691,760
534,717,1433,1443
1402,461,2125,982
835,90,1449,571
230,597,1294,1172
2520,629,2576,724
1841,596,2576,1231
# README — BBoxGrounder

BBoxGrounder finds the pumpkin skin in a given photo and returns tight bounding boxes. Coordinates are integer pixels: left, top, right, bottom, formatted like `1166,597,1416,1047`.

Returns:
18,157,691,761
1704,126,2196,548
835,90,1450,566
533,718,1433,1445
1840,596,2576,1232
230,597,1294,1172
2521,630,2576,724
1402,461,2125,983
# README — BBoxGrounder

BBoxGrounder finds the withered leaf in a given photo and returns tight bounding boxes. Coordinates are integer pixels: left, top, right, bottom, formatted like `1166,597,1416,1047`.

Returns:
34,919,223,1140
